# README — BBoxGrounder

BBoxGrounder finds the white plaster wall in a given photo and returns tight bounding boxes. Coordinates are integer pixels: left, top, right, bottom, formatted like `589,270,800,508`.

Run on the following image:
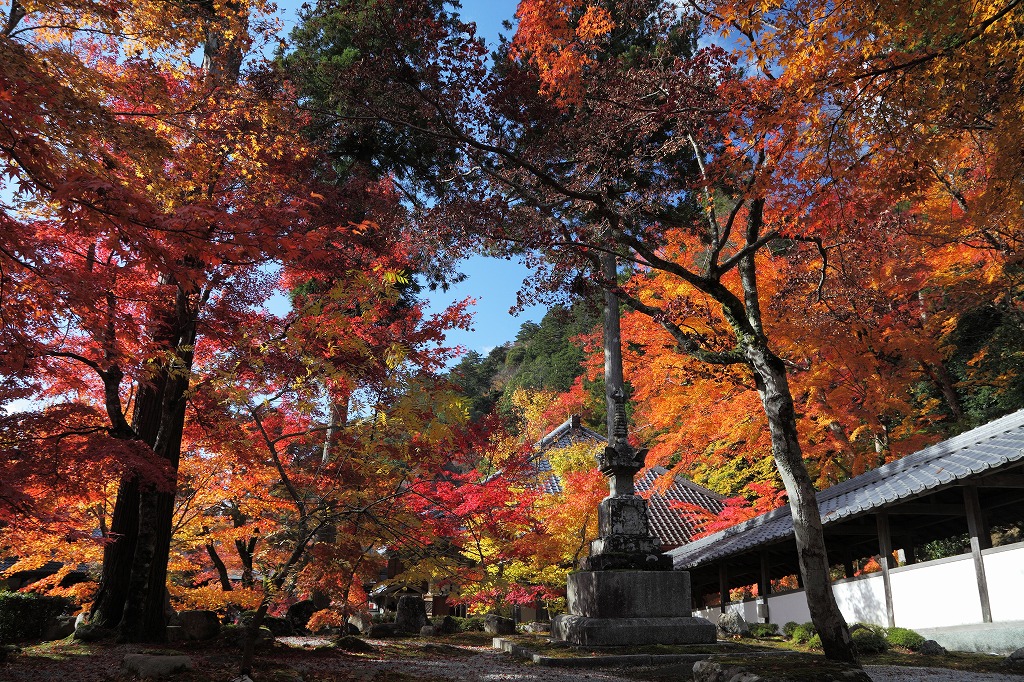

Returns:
764,590,811,625
692,541,1024,630
833,574,888,626
692,600,757,625
983,543,1024,623
889,555,983,629
693,606,718,623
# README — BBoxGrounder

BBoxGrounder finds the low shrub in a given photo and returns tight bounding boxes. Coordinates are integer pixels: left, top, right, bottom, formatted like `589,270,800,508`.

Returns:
451,616,486,632
0,591,72,644
852,627,889,654
790,622,816,644
748,622,779,638
885,626,926,651
782,621,799,638
806,633,822,650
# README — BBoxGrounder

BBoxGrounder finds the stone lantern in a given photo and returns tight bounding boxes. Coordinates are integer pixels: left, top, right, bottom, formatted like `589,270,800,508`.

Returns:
551,254,715,646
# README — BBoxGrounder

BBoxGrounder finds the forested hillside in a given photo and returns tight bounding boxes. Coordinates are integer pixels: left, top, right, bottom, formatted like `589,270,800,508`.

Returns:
447,299,603,427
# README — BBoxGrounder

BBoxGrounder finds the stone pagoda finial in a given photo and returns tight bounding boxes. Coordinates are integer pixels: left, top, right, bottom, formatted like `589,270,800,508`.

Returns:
584,387,670,572
612,387,629,448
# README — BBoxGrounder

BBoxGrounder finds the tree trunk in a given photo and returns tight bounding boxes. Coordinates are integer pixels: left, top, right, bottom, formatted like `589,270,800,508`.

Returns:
601,250,625,439
90,369,167,629
240,599,270,675
93,287,195,641
89,475,140,628
118,484,160,639
746,342,856,664
206,541,233,591
92,0,240,640
236,538,257,588
921,360,965,421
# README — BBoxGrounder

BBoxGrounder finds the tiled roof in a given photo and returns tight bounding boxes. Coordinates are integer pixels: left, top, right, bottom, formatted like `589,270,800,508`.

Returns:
640,466,725,547
530,417,725,546
669,407,1024,570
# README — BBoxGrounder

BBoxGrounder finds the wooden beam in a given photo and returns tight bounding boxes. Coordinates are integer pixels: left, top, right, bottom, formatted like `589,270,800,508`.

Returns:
963,485,993,623
842,548,854,579
973,474,1024,488
903,532,917,566
887,503,965,516
824,525,881,536
876,512,896,628
758,551,771,623
719,563,729,614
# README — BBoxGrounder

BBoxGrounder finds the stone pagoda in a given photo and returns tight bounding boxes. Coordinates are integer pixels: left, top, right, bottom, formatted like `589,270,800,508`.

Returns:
551,392,716,646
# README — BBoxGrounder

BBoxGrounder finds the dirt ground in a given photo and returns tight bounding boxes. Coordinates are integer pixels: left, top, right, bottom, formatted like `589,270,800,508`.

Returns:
2,634,1022,682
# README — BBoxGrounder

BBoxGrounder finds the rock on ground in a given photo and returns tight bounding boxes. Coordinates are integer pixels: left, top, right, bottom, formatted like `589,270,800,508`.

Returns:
717,612,751,637
121,653,193,679
287,600,317,633
220,624,275,649
366,622,401,638
435,615,458,635
918,639,947,656
483,614,515,635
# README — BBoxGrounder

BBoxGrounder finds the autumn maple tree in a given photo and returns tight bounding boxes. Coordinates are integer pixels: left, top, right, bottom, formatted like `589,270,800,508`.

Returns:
1,0,473,650
283,0,867,659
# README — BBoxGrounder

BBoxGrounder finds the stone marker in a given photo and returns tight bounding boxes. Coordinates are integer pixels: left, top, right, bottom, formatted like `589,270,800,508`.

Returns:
436,615,458,635
551,397,715,646
121,653,193,679
43,614,75,641
394,595,428,633
420,625,437,637
177,610,220,641
348,611,372,634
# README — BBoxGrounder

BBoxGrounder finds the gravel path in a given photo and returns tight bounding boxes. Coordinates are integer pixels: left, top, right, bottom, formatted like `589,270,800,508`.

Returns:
866,666,1023,682
282,639,1024,682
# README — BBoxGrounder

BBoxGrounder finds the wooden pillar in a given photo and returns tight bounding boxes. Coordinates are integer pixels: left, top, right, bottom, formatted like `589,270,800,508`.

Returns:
903,533,917,566
758,551,771,623
876,512,896,628
719,563,729,614
963,485,993,623
842,549,855,579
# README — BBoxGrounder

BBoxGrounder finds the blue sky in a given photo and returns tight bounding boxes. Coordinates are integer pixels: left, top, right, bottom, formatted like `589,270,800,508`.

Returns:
422,2,548,359
275,0,546,358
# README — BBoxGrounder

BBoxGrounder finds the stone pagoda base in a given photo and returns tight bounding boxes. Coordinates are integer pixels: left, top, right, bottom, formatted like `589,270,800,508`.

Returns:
552,570,716,646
